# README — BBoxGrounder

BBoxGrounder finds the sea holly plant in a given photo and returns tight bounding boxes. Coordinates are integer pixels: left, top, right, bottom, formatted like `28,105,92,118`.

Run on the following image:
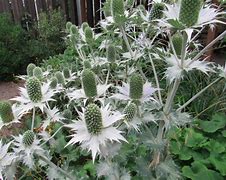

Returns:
0,0,226,179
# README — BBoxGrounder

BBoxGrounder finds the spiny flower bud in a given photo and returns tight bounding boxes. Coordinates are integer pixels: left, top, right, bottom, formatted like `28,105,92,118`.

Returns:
111,0,125,24
179,0,202,27
27,63,36,77
70,25,78,35
85,104,103,135
50,77,58,89
33,67,43,80
107,45,116,63
129,74,143,100
124,103,137,122
0,101,14,123
149,3,164,21
84,26,94,43
63,109,72,119
26,77,42,103
63,67,70,79
126,0,135,8
171,33,183,56
66,22,72,32
83,60,92,69
103,0,112,17
55,71,65,85
82,22,89,32
82,69,97,98
23,130,35,146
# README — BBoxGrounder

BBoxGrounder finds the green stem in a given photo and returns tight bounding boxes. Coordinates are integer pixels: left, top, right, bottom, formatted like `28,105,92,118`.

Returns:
41,126,63,146
181,32,188,68
31,107,35,131
177,78,221,112
163,78,181,115
38,155,75,180
149,54,163,105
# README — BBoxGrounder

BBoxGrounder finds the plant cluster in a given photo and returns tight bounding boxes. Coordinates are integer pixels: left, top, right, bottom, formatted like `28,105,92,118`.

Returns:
0,0,225,179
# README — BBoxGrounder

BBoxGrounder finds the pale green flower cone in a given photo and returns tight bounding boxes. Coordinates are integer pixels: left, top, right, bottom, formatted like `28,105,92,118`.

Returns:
107,45,116,63
27,63,36,77
0,101,14,123
26,77,42,103
82,22,89,32
129,74,144,100
82,69,97,98
103,0,112,17
33,67,43,80
124,103,137,122
55,71,65,85
149,3,164,21
111,0,125,24
85,104,103,135
50,77,58,89
23,130,35,146
84,26,94,44
171,33,183,56
66,22,72,33
179,0,203,27
63,68,70,79
83,60,92,69
70,25,78,35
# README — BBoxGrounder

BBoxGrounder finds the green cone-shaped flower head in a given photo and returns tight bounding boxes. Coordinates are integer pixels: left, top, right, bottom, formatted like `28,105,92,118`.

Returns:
83,60,92,69
26,77,42,103
33,67,43,80
124,102,137,122
63,67,70,79
107,45,116,63
111,0,125,24
0,101,14,123
103,0,112,17
82,22,89,32
23,130,35,146
129,74,144,100
84,26,94,43
66,22,72,32
27,63,36,77
126,0,135,8
179,0,203,27
63,109,72,119
70,25,78,35
82,69,97,98
50,77,58,89
55,71,65,85
149,3,164,21
171,33,183,56
85,104,103,135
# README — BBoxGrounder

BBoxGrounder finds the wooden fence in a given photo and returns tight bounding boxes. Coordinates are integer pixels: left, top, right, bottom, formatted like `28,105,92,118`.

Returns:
0,0,149,27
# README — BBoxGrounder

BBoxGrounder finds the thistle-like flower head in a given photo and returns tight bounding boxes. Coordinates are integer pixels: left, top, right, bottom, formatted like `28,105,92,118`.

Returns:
82,69,97,98
26,77,43,103
26,63,36,77
65,103,127,162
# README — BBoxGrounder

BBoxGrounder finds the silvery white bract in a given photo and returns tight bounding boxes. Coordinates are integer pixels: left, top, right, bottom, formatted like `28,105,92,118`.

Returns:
161,1,226,32
112,82,157,103
11,82,57,114
65,104,127,162
0,141,15,179
165,55,213,83
13,135,46,169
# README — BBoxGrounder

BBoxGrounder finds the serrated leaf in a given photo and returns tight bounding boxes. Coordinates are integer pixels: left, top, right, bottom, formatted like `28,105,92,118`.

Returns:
199,114,226,133
209,155,226,176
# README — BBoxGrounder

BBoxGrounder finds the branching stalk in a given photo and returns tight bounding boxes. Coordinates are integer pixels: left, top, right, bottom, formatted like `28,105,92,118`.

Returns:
149,54,163,105
38,155,75,180
31,107,36,131
177,78,221,112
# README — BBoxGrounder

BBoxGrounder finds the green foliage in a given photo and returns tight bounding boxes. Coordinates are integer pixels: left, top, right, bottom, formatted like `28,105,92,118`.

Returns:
170,113,226,179
0,14,31,81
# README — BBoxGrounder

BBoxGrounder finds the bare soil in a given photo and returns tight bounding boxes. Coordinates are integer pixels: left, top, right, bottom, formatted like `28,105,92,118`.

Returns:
0,80,25,101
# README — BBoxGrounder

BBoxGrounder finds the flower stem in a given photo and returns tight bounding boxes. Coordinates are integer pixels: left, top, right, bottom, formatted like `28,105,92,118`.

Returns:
41,126,63,146
31,107,35,131
149,54,163,105
189,30,226,65
177,78,221,112
120,26,134,58
38,155,75,180
181,32,188,68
